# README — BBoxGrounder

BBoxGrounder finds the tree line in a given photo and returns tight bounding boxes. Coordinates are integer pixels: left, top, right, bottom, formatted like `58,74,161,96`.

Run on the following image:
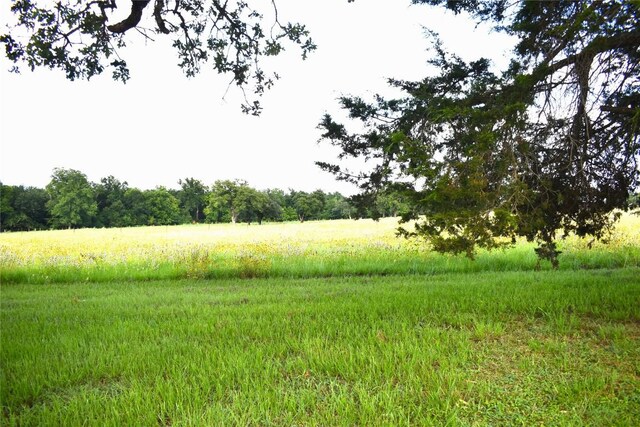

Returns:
0,168,409,232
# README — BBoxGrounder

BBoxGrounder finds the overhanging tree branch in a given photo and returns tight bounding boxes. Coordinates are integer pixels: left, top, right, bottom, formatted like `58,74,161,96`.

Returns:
601,106,639,116
107,0,152,34
154,0,171,34
541,31,640,77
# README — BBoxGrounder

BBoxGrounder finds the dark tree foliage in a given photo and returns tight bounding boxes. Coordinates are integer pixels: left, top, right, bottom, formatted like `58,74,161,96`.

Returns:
95,176,130,227
318,1,640,266
232,185,263,224
178,178,207,223
250,190,281,224
1,0,316,114
122,187,149,226
630,192,640,211
263,189,287,221
0,183,14,230
289,190,325,223
0,183,49,231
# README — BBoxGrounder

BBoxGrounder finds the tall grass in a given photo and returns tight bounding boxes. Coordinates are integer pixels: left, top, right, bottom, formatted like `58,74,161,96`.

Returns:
2,215,639,283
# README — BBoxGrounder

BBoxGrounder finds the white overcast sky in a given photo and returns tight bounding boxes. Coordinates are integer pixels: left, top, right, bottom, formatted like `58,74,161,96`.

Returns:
0,0,515,194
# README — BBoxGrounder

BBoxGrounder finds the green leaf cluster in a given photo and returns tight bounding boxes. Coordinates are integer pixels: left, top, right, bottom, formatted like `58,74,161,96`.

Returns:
46,168,97,229
1,0,316,113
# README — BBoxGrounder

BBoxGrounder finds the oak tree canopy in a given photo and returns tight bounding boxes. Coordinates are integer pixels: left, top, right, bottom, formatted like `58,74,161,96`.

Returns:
1,0,316,114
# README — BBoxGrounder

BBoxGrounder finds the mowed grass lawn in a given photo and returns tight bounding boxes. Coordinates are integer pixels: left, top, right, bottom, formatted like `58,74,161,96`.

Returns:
1,217,640,425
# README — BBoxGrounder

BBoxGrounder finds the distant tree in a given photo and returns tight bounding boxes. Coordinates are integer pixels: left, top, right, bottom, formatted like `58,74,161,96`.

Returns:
95,176,129,228
0,183,15,231
281,206,299,222
1,0,316,114
257,190,283,223
206,179,248,223
310,190,327,219
265,188,286,207
144,187,182,226
206,180,238,223
122,188,148,226
205,181,285,224
233,186,259,224
46,168,97,229
9,186,49,231
178,178,207,223
323,192,354,220
630,192,640,215
280,191,299,222
289,190,307,222
375,189,411,218
263,189,286,222
238,188,281,225
2,184,53,231
290,190,325,223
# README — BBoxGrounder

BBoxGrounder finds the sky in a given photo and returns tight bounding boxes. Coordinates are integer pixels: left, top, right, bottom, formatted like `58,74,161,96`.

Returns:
0,0,516,195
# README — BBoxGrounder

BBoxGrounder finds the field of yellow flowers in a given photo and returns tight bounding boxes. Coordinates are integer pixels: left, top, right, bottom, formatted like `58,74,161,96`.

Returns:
1,215,639,283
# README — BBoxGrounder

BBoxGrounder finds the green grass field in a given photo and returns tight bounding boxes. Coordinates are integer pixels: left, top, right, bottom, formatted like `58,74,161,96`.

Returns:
1,216,640,425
